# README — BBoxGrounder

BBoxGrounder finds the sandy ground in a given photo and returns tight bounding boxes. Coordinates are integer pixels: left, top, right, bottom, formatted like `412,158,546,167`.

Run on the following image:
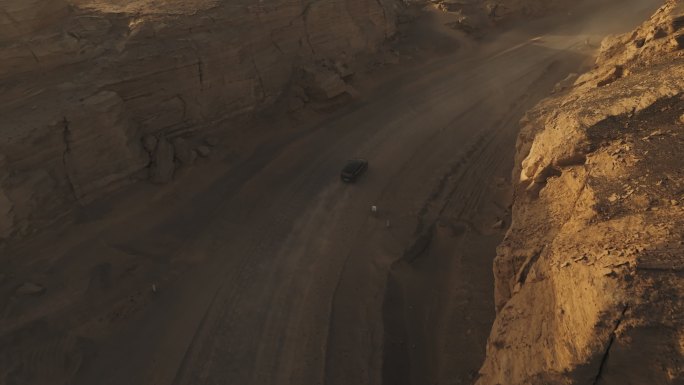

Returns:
0,1,660,384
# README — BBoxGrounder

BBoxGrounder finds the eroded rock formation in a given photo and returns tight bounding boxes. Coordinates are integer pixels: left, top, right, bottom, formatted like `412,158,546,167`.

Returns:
0,0,401,239
478,1,684,384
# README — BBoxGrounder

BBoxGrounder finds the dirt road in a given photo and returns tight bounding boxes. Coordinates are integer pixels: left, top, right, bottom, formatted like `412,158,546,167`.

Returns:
0,2,659,385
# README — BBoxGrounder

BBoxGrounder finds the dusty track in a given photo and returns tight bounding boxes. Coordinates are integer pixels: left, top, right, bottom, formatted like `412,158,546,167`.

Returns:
0,2,659,384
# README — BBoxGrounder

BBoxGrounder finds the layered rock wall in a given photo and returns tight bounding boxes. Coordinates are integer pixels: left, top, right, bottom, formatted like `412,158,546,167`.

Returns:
0,0,401,238
477,1,684,384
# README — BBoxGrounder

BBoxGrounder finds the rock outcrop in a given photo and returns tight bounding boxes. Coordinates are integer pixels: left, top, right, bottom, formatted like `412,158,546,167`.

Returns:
0,0,401,239
429,0,575,29
484,0,572,21
478,1,684,384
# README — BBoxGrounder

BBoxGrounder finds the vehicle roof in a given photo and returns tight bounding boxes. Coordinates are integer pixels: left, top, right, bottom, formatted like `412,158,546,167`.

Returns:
343,158,366,172
346,158,367,164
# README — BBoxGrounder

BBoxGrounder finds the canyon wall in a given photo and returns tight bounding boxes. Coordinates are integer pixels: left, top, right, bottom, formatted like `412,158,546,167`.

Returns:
0,0,401,239
478,1,684,384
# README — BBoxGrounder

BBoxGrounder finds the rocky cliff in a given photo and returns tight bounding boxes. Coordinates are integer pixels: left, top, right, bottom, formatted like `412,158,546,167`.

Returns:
478,1,684,384
0,0,401,239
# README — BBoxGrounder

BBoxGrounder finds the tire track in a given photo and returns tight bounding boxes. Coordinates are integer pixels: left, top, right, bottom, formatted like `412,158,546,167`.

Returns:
379,51,587,385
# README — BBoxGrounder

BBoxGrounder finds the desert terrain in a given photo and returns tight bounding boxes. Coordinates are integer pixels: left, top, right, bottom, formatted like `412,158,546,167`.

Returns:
0,1,679,385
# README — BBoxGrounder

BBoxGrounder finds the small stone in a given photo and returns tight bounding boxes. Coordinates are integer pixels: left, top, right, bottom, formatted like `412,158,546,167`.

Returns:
195,146,211,158
560,261,571,268
679,114,684,125
671,200,679,206
608,193,619,202
492,219,505,229
16,282,45,296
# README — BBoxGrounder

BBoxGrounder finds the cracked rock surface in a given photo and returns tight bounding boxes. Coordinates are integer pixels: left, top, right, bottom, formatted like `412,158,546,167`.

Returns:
477,1,684,384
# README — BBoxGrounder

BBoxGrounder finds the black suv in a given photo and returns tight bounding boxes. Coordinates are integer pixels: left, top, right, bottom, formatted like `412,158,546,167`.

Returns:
341,158,368,183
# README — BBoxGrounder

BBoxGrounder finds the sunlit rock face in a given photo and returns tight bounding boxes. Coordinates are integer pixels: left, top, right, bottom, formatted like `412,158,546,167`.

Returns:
0,0,400,238
477,2,684,384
